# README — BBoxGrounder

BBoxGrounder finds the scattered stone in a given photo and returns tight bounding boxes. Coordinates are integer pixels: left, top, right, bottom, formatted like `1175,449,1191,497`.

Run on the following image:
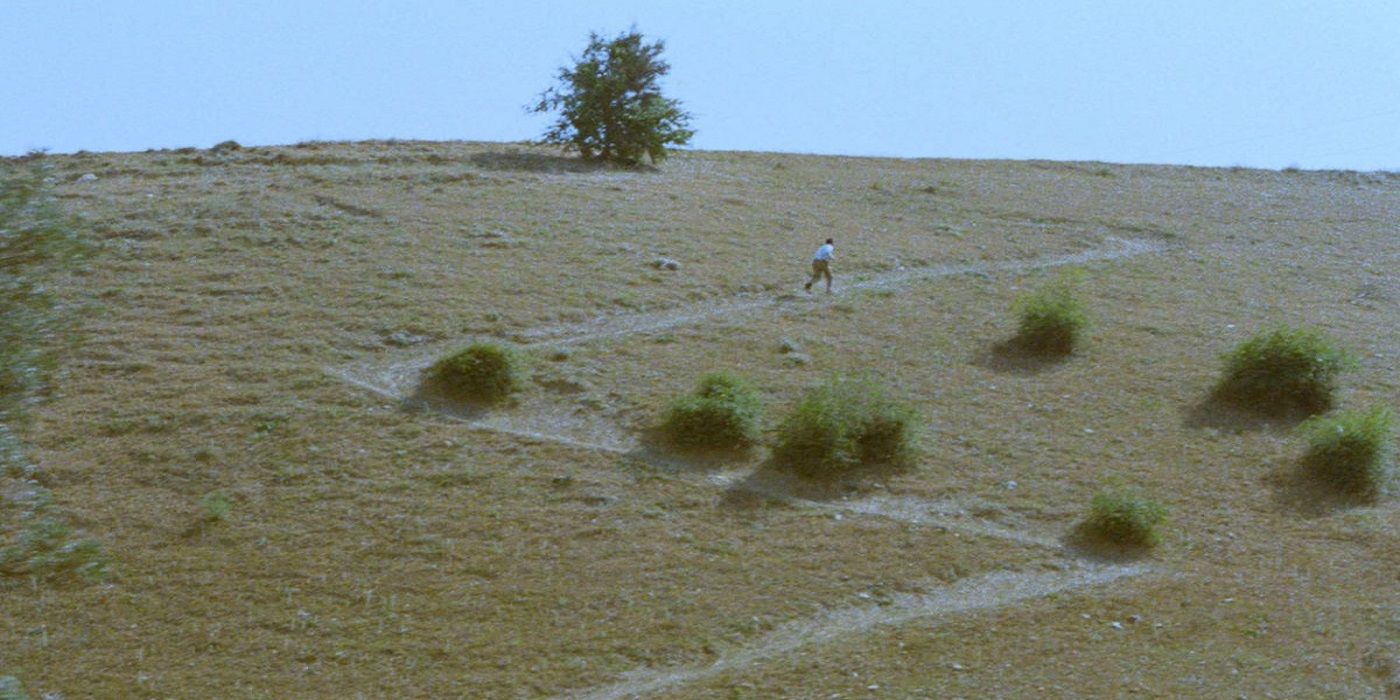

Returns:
653,257,681,271
76,173,98,183
384,330,429,347
1110,621,1124,630
1005,480,1018,490
782,353,812,367
1127,614,1143,625
779,338,803,354
950,663,964,671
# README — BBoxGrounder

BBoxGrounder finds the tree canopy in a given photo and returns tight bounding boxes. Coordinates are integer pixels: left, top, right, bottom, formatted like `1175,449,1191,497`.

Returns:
532,30,694,165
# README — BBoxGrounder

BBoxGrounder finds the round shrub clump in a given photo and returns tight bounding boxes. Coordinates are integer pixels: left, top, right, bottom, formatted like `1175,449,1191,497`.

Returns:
426,343,524,403
1081,488,1167,548
1214,325,1354,414
771,377,917,478
1299,406,1395,500
662,373,762,450
1013,273,1089,355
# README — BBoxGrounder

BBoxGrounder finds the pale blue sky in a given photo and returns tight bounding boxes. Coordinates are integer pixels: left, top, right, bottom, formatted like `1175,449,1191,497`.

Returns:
5,1,1399,169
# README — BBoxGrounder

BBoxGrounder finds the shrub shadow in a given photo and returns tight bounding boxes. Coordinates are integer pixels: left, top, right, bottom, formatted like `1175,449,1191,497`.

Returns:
1060,523,1157,563
1267,457,1377,518
717,458,909,512
401,385,492,421
625,426,758,475
466,151,655,174
973,338,1072,375
1181,393,1313,433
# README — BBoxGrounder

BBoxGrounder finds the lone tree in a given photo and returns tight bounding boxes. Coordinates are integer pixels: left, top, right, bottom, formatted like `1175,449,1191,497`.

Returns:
532,29,694,165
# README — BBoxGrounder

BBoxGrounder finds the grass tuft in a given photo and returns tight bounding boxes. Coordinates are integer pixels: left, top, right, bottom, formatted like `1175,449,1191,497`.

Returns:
1013,271,1089,355
771,377,917,478
661,372,763,451
1214,325,1354,415
425,343,525,403
1299,406,1395,500
0,676,29,700
0,505,109,582
1081,487,1167,548
200,491,234,522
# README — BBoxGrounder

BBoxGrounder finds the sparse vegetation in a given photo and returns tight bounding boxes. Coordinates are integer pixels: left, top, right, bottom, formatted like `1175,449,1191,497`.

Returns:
771,377,917,478
5,141,1398,698
532,29,694,165
1299,406,1395,500
200,491,234,521
1,156,86,414
0,490,108,581
425,343,524,403
661,372,762,450
1012,271,1089,354
0,676,29,700
1214,325,1355,414
1081,487,1167,548
0,158,103,584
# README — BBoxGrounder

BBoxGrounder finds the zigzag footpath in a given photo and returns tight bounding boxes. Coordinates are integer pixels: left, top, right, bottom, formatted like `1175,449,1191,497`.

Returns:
334,237,1168,399
561,562,1151,700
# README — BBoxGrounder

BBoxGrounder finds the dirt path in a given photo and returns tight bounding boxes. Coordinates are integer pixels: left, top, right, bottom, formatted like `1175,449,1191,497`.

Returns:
325,239,1170,551
561,562,1150,700
332,237,1168,399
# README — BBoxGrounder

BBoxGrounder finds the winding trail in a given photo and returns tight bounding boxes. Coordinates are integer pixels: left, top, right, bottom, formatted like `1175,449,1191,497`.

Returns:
326,239,1171,549
333,237,1168,399
562,562,1149,700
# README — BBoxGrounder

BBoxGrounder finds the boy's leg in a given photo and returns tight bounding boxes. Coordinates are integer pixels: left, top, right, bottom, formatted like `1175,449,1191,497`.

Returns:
823,265,833,292
805,261,820,292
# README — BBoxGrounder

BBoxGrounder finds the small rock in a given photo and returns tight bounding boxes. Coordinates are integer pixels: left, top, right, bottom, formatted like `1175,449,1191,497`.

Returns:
950,662,964,671
1110,621,1124,630
1005,480,1018,490
1127,614,1143,625
867,684,879,691
779,338,803,354
653,257,681,271
1083,428,1095,434
76,173,98,183
385,330,428,347
857,592,872,600
782,353,812,367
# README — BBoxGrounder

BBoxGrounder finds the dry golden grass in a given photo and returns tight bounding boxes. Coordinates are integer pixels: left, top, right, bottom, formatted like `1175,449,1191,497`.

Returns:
2,140,1397,697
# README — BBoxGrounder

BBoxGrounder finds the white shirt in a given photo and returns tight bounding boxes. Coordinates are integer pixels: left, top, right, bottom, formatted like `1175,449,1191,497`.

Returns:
813,243,835,261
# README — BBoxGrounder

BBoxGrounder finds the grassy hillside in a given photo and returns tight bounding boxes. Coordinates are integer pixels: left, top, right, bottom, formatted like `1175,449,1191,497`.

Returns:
3,140,1398,698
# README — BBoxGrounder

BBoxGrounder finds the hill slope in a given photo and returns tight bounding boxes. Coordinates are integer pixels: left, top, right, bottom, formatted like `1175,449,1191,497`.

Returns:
3,141,1398,698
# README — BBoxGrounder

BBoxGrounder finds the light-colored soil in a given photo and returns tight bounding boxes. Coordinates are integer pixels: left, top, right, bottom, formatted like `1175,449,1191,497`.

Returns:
2,141,1397,698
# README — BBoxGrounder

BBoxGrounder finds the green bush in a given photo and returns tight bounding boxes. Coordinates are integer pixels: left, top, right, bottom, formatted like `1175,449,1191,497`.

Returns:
1082,488,1167,547
1013,273,1089,354
771,377,917,478
1299,406,1395,500
661,372,762,450
1214,325,1354,414
426,343,524,403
